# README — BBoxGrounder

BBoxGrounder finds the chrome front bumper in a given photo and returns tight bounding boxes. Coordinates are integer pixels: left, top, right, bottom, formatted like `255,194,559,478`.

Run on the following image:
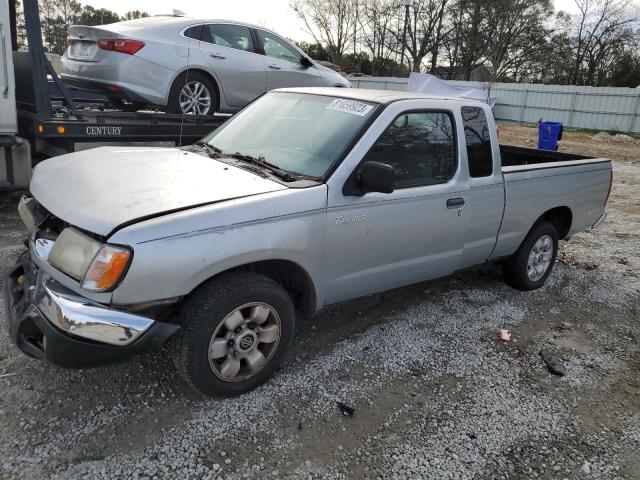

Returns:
4,258,179,368
35,274,155,346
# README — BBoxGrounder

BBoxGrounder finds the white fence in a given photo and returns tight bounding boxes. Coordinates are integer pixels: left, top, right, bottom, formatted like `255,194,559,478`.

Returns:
348,76,640,133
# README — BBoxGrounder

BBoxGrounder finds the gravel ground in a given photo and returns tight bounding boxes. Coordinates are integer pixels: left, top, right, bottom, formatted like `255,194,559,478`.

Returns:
1,125,639,479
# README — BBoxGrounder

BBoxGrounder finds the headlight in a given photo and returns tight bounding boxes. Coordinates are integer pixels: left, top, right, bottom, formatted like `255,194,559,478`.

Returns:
47,228,132,292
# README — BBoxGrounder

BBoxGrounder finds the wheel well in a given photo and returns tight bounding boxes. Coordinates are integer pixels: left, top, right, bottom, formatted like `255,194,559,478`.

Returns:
222,260,317,319
174,68,221,112
538,206,572,239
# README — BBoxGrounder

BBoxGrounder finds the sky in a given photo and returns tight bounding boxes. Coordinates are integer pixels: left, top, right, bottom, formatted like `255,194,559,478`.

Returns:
83,0,581,43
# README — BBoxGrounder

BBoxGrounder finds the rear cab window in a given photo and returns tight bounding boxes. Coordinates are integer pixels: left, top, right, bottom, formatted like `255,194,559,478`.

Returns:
361,111,457,188
461,106,493,178
202,24,255,53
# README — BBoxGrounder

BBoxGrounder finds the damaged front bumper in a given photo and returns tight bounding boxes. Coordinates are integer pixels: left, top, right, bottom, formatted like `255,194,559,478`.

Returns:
3,255,179,368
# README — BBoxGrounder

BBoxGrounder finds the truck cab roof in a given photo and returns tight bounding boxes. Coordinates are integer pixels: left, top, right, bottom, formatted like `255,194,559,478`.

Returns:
276,87,486,105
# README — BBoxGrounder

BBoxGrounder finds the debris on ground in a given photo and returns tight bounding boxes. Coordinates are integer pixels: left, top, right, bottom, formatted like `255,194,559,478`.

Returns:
592,132,612,142
539,350,567,376
557,252,599,270
617,256,630,265
611,134,635,144
497,330,511,342
336,401,356,417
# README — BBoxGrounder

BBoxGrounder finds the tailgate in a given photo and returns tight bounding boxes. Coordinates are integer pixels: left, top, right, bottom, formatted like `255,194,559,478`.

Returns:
66,26,117,62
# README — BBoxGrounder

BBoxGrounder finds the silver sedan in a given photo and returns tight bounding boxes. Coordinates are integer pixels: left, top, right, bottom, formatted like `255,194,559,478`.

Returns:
61,14,351,115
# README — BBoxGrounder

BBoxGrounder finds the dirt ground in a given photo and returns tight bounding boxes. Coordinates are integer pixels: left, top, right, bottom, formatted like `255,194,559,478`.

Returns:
0,124,639,479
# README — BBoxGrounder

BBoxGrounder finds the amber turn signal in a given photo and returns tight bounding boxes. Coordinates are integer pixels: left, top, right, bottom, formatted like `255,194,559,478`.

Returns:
81,245,132,292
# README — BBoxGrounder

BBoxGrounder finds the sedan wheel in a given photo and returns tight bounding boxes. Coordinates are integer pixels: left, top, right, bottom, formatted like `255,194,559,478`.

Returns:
178,81,212,115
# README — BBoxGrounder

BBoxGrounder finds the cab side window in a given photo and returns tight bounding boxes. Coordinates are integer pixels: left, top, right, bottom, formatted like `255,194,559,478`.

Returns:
361,112,457,189
462,106,493,177
203,24,255,53
257,30,302,64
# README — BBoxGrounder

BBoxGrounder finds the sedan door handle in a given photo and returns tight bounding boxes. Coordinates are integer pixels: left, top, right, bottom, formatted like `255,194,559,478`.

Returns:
268,64,282,70
447,198,466,209
210,53,226,59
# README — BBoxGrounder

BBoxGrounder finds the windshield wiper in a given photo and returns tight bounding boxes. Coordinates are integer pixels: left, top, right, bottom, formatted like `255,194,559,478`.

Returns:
228,152,296,182
196,142,296,182
196,142,224,158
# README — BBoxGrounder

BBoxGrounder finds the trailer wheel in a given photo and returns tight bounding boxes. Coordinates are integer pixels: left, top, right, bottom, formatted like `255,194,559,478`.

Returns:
172,272,295,397
167,72,216,116
503,221,559,291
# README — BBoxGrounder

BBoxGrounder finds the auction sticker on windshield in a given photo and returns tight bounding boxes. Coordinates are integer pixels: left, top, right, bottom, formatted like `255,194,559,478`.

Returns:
327,99,374,116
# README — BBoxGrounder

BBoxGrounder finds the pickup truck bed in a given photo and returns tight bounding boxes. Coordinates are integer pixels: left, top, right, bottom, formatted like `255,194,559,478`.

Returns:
500,145,591,167
491,144,611,261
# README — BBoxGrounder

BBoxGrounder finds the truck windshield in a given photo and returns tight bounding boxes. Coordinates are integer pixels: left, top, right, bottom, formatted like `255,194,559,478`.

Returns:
204,92,378,178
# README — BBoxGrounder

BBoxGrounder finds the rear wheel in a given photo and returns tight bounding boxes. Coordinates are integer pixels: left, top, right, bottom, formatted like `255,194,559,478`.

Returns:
172,272,295,397
167,71,216,116
503,221,559,291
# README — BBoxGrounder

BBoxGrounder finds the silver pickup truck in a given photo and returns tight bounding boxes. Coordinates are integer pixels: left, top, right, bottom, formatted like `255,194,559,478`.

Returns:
4,88,612,396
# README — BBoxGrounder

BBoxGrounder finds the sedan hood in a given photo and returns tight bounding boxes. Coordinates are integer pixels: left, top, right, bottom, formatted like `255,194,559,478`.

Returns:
30,147,287,236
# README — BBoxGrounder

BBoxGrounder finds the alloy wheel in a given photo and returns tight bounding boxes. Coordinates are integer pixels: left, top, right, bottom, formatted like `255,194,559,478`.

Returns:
208,302,282,382
178,81,212,115
527,234,553,281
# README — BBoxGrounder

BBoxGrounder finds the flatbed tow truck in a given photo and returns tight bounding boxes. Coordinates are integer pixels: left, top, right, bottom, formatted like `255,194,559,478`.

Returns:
1,0,228,187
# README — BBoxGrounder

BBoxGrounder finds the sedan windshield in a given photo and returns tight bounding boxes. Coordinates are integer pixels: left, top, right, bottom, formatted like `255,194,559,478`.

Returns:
204,92,378,178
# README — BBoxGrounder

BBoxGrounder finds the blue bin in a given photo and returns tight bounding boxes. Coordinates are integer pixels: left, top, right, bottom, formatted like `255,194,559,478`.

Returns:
538,121,563,151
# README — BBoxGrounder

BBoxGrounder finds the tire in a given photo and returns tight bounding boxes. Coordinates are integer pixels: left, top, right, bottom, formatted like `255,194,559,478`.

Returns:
167,71,216,116
172,271,296,397
503,220,559,291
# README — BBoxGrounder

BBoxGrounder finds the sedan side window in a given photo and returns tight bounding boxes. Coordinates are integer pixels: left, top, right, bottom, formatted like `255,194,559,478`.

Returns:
203,24,255,53
257,30,302,64
361,112,457,189
183,25,203,40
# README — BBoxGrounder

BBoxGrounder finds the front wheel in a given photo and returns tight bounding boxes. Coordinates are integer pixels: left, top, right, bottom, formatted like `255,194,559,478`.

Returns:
172,272,295,397
503,221,559,291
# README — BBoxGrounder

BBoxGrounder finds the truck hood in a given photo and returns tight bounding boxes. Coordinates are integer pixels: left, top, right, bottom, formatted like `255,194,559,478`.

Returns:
30,147,287,237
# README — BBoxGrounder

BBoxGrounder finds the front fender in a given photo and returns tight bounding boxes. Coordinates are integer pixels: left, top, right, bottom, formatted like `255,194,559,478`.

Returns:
109,188,327,309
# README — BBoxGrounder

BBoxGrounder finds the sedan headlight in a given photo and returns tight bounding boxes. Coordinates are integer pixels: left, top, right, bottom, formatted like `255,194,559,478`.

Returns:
47,228,132,292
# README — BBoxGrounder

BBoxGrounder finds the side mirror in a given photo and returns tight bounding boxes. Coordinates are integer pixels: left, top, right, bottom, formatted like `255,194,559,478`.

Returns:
300,56,314,68
360,161,395,194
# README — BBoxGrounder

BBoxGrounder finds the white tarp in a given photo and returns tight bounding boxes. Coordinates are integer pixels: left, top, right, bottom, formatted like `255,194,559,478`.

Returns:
407,73,495,107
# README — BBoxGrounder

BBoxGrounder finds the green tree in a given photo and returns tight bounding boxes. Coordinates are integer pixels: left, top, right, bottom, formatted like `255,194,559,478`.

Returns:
123,10,150,20
78,6,121,26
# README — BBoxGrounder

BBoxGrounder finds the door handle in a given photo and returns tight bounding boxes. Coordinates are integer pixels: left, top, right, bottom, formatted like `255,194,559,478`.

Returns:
1,23,9,97
210,53,226,59
268,64,282,70
447,198,465,209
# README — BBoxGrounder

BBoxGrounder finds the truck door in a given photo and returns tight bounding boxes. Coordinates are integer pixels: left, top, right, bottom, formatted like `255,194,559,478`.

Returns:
0,5,16,135
199,23,267,108
459,106,505,267
324,109,468,305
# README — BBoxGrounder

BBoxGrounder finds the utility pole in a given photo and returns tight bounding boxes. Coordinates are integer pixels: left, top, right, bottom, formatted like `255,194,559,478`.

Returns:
399,0,413,74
